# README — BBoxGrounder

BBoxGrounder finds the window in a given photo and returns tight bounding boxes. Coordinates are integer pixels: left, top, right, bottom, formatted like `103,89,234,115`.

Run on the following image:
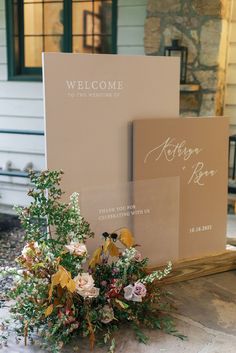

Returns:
6,0,117,81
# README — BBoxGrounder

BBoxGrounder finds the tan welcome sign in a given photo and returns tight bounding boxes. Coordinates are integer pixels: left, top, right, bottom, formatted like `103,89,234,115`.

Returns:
43,53,180,197
133,117,229,260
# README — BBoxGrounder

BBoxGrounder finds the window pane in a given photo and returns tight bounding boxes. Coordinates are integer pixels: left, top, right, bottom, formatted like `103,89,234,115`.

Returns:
85,12,101,35
13,2,19,36
24,3,43,35
72,2,93,35
24,0,63,2
72,0,109,2
44,35,63,51
24,36,43,67
85,34,101,49
100,1,112,35
44,3,63,35
73,1,112,36
101,35,112,53
73,36,93,53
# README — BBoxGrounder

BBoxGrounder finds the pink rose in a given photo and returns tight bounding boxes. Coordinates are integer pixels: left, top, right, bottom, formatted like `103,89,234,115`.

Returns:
124,282,147,302
82,286,100,299
73,273,99,298
133,282,147,297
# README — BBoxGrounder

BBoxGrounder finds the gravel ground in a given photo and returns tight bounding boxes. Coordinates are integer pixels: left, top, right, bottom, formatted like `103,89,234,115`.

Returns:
0,214,25,299
0,227,25,267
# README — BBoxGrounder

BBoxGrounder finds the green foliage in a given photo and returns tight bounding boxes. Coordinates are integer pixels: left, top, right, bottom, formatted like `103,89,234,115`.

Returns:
0,170,182,353
15,170,93,250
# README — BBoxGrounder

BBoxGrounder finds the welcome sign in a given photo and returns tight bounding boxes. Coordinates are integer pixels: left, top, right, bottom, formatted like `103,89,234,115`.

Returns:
133,117,228,259
43,53,180,197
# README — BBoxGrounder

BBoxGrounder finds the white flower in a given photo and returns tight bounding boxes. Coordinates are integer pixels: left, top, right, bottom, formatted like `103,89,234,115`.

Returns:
123,284,134,301
81,286,100,299
74,273,99,298
65,242,87,257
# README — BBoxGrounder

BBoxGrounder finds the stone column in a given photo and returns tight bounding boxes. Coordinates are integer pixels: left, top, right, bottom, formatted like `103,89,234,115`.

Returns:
144,0,232,116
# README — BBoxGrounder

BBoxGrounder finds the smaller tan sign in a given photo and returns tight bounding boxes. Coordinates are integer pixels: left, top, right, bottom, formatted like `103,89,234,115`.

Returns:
133,117,229,260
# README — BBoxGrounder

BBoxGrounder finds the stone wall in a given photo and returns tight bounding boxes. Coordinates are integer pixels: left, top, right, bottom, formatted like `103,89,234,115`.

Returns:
144,0,232,116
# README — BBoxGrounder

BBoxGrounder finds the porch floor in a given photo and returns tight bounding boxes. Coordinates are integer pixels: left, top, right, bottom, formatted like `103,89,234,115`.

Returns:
1,270,236,352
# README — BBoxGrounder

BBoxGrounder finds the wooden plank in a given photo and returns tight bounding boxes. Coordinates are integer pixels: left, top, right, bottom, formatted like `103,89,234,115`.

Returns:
0,183,32,208
0,115,44,130
0,10,5,29
230,22,236,39
232,1,236,21
0,46,6,64
0,64,7,80
118,45,145,55
225,85,236,105
0,151,45,171
0,29,5,45
226,64,236,84
0,81,43,99
228,44,236,64
0,0,5,11
119,0,147,6
117,26,144,46
0,133,45,154
118,6,146,26
0,98,43,117
224,104,236,121
149,250,236,284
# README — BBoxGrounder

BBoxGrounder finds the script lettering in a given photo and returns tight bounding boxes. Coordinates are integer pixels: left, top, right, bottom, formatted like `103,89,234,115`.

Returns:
144,137,202,163
188,162,217,186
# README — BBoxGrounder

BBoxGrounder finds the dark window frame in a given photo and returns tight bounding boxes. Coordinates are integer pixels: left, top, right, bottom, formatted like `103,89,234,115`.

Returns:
5,0,117,82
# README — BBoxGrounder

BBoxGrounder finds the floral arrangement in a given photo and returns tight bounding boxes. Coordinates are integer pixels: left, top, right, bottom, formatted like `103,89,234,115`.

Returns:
0,170,182,352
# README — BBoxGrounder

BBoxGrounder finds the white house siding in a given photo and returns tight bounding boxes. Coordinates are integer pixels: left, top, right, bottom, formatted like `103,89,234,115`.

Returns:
117,0,146,55
0,0,45,212
0,0,147,212
225,1,236,134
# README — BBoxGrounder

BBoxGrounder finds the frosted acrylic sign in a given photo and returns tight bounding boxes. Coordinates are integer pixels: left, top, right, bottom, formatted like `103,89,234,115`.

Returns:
80,177,180,266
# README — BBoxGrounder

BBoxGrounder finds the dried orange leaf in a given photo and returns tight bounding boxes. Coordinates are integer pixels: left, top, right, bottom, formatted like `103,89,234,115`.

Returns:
45,304,53,317
108,242,120,257
53,298,60,306
89,247,102,268
103,239,111,254
60,271,69,288
48,284,53,301
67,279,76,293
51,270,62,286
119,228,134,248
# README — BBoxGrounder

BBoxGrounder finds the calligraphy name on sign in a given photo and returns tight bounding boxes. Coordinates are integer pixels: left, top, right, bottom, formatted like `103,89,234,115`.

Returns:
144,137,217,186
